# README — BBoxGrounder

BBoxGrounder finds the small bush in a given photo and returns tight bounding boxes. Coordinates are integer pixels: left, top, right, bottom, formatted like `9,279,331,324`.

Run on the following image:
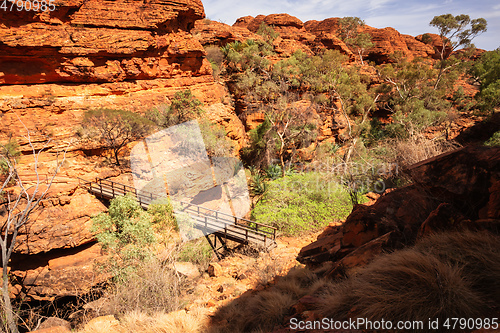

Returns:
0,139,21,176
178,238,214,269
256,22,280,43
106,256,185,316
485,130,500,146
249,172,267,196
147,90,204,128
251,173,354,236
264,164,282,180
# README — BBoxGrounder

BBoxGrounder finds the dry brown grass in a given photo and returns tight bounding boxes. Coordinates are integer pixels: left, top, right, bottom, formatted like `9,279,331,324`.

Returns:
209,266,318,333
391,134,460,169
414,230,500,307
106,256,185,316
318,250,484,323
315,231,500,332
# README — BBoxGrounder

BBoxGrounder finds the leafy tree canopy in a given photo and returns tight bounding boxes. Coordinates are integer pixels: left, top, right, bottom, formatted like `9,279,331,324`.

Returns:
81,109,155,166
430,14,487,56
471,49,500,111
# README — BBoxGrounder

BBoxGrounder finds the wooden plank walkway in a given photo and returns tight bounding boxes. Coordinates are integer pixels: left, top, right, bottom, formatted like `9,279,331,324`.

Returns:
78,178,277,252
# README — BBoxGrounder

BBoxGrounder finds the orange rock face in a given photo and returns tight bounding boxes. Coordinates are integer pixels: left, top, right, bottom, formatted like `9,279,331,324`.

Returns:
0,0,239,302
193,19,261,46
0,0,206,85
10,242,109,301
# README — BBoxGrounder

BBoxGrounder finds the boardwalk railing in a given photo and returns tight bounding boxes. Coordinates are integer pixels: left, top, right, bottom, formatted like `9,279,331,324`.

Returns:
78,177,277,250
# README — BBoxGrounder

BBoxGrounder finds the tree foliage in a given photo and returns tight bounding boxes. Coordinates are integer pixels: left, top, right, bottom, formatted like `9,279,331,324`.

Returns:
470,49,500,111
338,17,374,64
376,55,448,138
429,14,487,90
91,193,175,279
81,109,155,166
430,14,487,56
148,90,204,128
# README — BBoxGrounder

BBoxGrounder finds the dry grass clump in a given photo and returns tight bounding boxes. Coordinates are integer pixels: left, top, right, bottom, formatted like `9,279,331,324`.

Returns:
317,250,484,323
414,230,500,305
106,256,185,316
209,266,318,333
391,134,460,169
315,231,500,332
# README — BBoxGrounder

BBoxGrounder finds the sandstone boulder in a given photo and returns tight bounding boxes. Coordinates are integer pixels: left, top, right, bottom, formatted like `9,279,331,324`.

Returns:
9,242,108,301
208,262,223,277
38,317,72,331
31,327,71,333
193,20,261,46
13,188,106,254
174,261,201,279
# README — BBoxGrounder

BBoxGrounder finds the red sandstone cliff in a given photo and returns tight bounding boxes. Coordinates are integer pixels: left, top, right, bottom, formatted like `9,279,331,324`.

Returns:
0,0,246,301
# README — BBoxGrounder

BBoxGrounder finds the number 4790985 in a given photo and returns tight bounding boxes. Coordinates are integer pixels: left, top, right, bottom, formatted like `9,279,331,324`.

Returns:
0,0,56,11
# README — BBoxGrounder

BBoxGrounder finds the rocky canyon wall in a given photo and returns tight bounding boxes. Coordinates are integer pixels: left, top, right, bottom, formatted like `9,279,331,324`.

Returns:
0,0,245,301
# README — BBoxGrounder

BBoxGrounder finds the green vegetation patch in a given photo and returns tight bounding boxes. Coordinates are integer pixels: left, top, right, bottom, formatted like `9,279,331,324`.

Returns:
485,131,500,147
251,173,357,236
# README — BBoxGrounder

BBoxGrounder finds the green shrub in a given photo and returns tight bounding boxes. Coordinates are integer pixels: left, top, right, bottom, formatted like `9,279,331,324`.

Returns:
199,119,235,157
147,197,177,231
485,131,500,146
178,238,213,269
249,171,268,196
251,173,354,236
147,90,204,128
264,164,282,180
91,193,156,278
256,22,280,43
0,139,21,176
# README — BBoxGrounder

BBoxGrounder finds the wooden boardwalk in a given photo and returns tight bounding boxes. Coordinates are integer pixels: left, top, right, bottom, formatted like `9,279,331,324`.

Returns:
79,178,277,255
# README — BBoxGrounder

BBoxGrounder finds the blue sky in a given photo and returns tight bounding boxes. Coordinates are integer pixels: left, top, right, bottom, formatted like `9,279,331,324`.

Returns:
202,0,499,50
